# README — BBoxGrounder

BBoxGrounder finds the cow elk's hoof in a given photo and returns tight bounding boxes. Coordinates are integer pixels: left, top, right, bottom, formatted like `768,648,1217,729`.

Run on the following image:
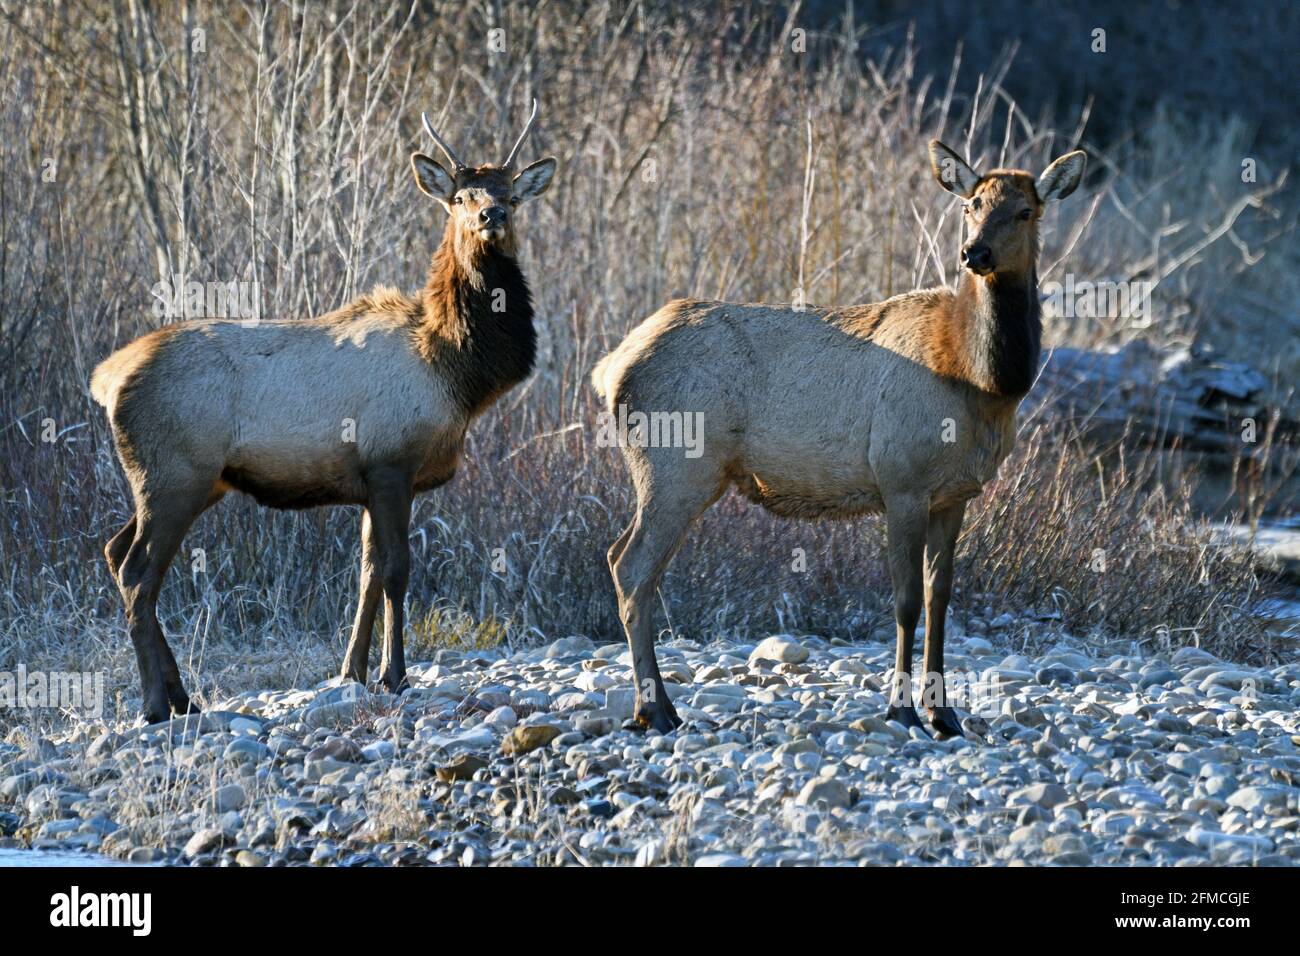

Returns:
885,704,930,736
626,703,682,735
928,706,964,738
383,672,410,695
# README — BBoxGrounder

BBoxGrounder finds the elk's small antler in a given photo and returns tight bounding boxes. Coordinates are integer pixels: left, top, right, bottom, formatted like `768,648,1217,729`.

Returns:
421,112,465,171
501,98,539,170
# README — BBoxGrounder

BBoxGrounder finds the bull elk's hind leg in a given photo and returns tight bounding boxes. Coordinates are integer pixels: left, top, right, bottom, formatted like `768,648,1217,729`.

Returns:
883,494,929,735
116,481,216,722
156,486,226,714
922,502,966,738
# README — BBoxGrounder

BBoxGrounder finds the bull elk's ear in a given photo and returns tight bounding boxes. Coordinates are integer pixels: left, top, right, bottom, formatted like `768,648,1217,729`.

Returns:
929,140,981,198
511,157,557,204
411,153,456,206
1036,150,1086,203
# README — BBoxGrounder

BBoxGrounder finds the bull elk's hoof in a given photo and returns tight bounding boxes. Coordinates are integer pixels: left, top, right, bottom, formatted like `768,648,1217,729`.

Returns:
927,706,964,738
625,703,682,735
885,704,930,737
167,684,200,715
144,690,201,724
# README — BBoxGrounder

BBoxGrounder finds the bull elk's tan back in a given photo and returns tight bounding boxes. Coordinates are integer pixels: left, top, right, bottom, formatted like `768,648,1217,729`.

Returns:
593,141,1086,735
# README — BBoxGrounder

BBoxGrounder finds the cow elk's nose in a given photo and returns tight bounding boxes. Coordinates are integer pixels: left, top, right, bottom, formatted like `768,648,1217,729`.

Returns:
961,243,994,273
480,206,508,226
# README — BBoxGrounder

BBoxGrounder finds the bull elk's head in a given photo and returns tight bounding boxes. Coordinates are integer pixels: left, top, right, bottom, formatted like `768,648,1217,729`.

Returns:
411,100,557,252
929,140,1086,277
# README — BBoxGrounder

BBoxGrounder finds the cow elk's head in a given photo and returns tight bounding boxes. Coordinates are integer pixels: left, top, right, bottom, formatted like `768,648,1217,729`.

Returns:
412,100,557,252
929,140,1086,277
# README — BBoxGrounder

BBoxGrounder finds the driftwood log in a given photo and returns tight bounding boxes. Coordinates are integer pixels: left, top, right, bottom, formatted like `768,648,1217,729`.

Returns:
1030,340,1299,456
1031,340,1299,586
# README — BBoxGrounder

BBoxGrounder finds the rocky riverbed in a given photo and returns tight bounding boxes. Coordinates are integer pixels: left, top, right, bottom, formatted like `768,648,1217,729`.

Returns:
2,625,1299,866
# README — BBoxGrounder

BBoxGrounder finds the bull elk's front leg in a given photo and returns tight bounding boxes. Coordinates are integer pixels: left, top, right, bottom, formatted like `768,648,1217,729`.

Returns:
367,471,413,694
341,509,382,684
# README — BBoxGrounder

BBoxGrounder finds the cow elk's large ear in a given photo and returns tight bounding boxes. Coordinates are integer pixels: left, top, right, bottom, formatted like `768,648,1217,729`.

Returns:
411,153,456,208
929,140,981,198
1036,150,1087,203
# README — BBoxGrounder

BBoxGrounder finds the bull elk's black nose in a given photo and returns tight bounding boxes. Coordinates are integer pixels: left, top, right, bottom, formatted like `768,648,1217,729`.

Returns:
480,206,508,226
961,243,994,272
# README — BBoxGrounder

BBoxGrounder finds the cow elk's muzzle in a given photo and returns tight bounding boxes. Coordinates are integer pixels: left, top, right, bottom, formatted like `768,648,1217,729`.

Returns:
961,242,994,276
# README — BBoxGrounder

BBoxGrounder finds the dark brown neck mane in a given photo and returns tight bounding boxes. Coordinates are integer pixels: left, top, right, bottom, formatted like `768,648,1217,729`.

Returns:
954,266,1041,399
420,221,537,416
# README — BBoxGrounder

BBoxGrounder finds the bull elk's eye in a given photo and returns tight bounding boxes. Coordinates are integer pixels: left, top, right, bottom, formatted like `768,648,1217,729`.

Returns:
1018,209,1032,221
508,196,520,206
451,195,464,205
967,197,982,213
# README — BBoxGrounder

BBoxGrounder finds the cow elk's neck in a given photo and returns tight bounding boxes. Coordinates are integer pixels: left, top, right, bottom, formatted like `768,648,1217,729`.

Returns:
420,218,537,416
953,266,1041,400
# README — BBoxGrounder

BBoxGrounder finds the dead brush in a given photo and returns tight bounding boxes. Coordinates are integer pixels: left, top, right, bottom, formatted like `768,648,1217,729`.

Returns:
959,425,1280,661
0,0,1291,709
362,780,431,844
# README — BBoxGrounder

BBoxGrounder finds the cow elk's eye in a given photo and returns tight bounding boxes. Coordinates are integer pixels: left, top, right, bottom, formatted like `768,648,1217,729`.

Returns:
509,196,520,206
1018,209,1032,221
451,195,464,205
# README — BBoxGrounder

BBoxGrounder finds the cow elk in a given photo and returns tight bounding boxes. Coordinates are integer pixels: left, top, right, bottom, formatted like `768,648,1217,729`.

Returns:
592,140,1085,734
92,102,557,723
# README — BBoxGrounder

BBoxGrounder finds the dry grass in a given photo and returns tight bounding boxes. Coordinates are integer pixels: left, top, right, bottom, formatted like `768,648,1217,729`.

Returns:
0,1,1293,721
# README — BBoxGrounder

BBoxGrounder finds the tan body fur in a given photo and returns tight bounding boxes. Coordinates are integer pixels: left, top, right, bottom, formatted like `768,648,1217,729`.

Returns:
93,293,467,511
594,293,1017,522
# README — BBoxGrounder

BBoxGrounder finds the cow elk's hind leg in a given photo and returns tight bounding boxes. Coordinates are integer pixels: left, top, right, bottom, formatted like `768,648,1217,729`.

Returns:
105,515,137,580
923,502,966,738
605,521,634,577
883,495,929,735
340,509,382,685
610,509,683,734
610,467,722,735
368,474,413,694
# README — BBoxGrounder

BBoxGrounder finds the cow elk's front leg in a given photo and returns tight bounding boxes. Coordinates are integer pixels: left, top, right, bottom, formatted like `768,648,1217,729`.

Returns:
923,502,966,738
884,496,929,735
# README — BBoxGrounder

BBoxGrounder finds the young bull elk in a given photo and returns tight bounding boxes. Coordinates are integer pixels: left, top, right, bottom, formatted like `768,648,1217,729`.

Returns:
92,103,557,723
592,141,1085,734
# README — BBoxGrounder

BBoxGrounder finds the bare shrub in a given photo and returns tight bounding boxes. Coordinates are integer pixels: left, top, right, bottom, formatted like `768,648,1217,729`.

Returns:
0,1,1291,716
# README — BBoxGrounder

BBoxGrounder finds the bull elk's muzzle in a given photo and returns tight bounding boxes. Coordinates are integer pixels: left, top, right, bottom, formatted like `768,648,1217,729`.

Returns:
479,205,509,236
